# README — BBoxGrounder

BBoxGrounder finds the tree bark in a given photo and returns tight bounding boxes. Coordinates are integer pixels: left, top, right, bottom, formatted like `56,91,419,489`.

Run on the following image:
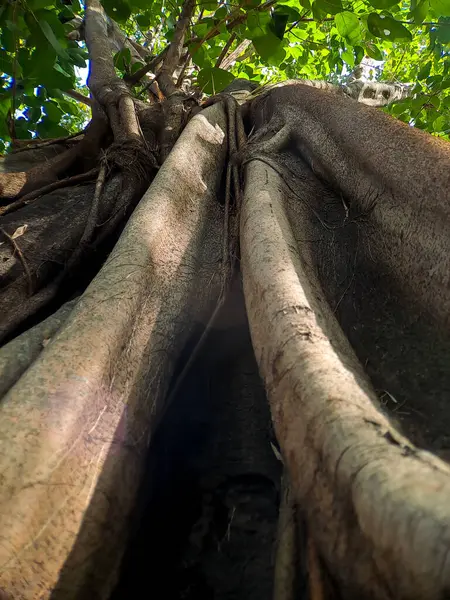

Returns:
0,103,227,599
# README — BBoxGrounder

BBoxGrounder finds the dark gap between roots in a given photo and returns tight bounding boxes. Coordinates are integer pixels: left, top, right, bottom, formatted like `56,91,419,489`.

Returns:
111,282,285,600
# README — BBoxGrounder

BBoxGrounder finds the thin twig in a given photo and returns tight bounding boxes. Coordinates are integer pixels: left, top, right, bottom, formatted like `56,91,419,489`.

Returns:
215,32,236,68
176,51,192,87
63,89,93,107
11,131,84,153
77,164,107,249
124,48,168,86
273,470,297,600
0,227,33,295
186,0,276,52
220,39,252,70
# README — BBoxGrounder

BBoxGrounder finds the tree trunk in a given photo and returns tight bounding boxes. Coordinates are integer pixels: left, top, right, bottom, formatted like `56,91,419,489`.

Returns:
1,82,450,600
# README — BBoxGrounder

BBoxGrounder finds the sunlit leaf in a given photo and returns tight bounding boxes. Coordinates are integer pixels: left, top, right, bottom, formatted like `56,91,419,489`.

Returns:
197,67,235,93
335,12,361,45
341,48,355,66
368,0,399,9
365,42,384,60
314,0,343,14
433,115,447,130
253,30,284,59
430,0,450,16
409,0,429,22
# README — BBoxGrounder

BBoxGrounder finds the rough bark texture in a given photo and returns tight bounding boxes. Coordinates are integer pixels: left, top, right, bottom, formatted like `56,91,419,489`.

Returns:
1,81,450,600
0,103,226,599
240,82,450,599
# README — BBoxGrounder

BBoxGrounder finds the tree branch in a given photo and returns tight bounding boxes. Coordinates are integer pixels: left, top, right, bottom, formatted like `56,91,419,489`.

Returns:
124,47,168,86
186,0,276,50
220,39,252,70
84,0,141,140
157,0,196,97
63,89,93,107
215,32,236,68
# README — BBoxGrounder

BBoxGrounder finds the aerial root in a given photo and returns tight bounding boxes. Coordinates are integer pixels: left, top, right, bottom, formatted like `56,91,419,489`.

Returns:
0,227,33,295
0,168,99,217
273,470,297,600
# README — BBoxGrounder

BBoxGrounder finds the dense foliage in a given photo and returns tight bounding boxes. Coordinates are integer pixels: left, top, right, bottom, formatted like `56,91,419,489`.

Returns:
1,0,449,153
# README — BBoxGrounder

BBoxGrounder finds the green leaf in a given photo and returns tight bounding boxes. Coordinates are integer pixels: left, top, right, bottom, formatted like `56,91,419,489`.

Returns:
266,46,287,66
314,0,343,14
56,98,79,115
67,48,87,68
354,45,364,64
365,42,383,60
409,0,429,22
274,5,302,22
270,12,289,39
427,74,443,88
1,29,16,53
28,0,55,8
368,0,399,9
253,30,283,59
433,115,447,130
15,117,33,140
341,48,355,66
103,0,132,22
38,17,69,60
430,0,450,16
114,48,132,71
36,117,70,139
24,46,56,79
417,60,432,78
240,0,262,9
335,12,361,45
24,105,43,122
136,14,152,27
436,18,450,42
40,64,74,90
43,100,63,121
198,0,217,9
247,11,271,36
197,67,235,94
128,0,152,8
191,45,212,68
214,6,228,18
367,13,412,41
0,50,14,77
426,94,440,108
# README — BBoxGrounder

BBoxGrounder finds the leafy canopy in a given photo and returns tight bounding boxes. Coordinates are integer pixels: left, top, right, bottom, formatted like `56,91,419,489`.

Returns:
1,0,450,153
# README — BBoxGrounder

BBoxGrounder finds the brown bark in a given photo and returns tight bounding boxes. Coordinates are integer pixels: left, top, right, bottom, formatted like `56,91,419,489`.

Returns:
85,0,141,141
240,82,450,599
1,79,450,600
0,103,227,599
157,0,196,97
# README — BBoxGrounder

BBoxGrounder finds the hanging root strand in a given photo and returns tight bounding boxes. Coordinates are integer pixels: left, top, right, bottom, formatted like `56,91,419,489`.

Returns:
0,227,33,296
